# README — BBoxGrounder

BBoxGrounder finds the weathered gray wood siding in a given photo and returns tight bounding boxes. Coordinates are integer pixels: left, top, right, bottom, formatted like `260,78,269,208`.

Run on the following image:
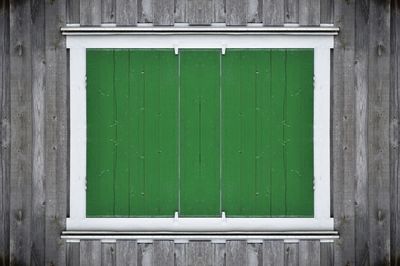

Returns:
0,0,398,265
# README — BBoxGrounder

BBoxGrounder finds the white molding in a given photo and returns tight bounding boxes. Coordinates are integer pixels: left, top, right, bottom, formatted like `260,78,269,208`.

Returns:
68,33,334,232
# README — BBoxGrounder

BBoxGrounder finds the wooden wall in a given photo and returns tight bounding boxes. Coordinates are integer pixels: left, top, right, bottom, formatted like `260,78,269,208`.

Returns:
0,0,397,265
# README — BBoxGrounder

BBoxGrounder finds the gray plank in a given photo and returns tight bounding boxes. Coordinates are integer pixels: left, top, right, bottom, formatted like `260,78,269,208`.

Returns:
214,0,225,22
153,0,175,25
80,0,101,25
9,0,33,264
138,242,153,266
174,243,187,266
187,0,214,25
31,0,46,264
248,0,262,23
116,0,137,25
116,240,137,266
102,0,116,23
44,0,68,265
332,0,356,265
80,241,102,266
0,0,10,265
298,241,320,266
262,0,284,25
284,243,298,266
368,0,391,265
320,242,334,266
319,0,333,24
153,241,174,266
263,241,284,266
102,243,116,266
186,241,213,266
226,0,247,25
175,0,186,22
390,0,400,264
67,0,80,24
214,243,226,266
354,0,370,265
226,241,247,266
284,0,298,23
247,243,262,266
298,0,320,25
137,0,153,23
67,242,80,266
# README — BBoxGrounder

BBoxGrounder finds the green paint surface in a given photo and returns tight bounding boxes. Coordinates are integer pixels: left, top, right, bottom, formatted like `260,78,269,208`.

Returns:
86,48,314,217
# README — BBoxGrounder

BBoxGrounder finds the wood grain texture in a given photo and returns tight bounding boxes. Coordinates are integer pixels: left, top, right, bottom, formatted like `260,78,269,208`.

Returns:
263,241,284,266
263,0,284,25
80,241,102,266
0,0,10,265
138,243,154,266
285,0,298,23
174,243,187,266
102,0,116,23
284,243,298,266
299,0,320,25
320,0,333,24
320,242,334,266
226,241,247,265
153,241,174,266
226,0,247,25
247,0,262,23
186,241,213,265
102,243,116,266
354,0,369,265
153,0,175,25
80,0,101,25
67,0,80,24
247,243,262,265
31,0,46,264
9,0,33,264
67,242,80,266
214,243,226,266
137,0,153,23
214,0,225,22
116,0,137,25
367,0,391,265
116,241,137,266
187,0,213,25
299,241,320,266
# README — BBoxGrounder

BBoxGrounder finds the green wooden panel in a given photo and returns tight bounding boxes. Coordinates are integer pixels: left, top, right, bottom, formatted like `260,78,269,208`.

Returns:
129,49,179,216
285,49,314,216
87,49,116,216
180,49,221,216
221,50,271,217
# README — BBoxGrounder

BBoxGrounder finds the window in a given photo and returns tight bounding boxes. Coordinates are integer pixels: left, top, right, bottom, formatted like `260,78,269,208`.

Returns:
66,29,334,231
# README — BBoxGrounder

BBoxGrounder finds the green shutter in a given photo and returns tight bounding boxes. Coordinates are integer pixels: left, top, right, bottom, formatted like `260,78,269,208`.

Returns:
86,48,314,218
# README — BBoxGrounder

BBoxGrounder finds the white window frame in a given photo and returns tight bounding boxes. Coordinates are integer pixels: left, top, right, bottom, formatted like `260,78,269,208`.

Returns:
65,27,336,232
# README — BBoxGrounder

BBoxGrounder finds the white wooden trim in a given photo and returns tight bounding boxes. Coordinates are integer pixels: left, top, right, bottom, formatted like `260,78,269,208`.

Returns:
68,33,334,232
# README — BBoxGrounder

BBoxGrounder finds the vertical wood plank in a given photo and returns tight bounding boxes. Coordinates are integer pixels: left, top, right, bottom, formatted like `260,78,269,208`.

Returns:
67,0,80,24
153,0,175,25
0,0,10,265
31,0,46,264
263,0,284,25
320,242,334,266
247,0,262,23
354,0,369,265
332,0,356,265
320,0,333,24
174,243,187,266
263,241,284,266
116,240,137,266
390,0,400,264
153,241,174,266
9,0,32,264
67,242,80,266
298,241,320,266
187,241,213,265
80,241,101,266
368,0,391,265
80,0,101,25
247,243,262,266
137,0,153,23
284,0,298,23
284,243,298,266
102,242,116,266
214,0,225,22
187,0,213,25
102,0,116,23
298,0,320,25
214,243,226,266
226,0,247,25
138,243,153,266
226,241,247,266
44,0,68,265
116,0,137,25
